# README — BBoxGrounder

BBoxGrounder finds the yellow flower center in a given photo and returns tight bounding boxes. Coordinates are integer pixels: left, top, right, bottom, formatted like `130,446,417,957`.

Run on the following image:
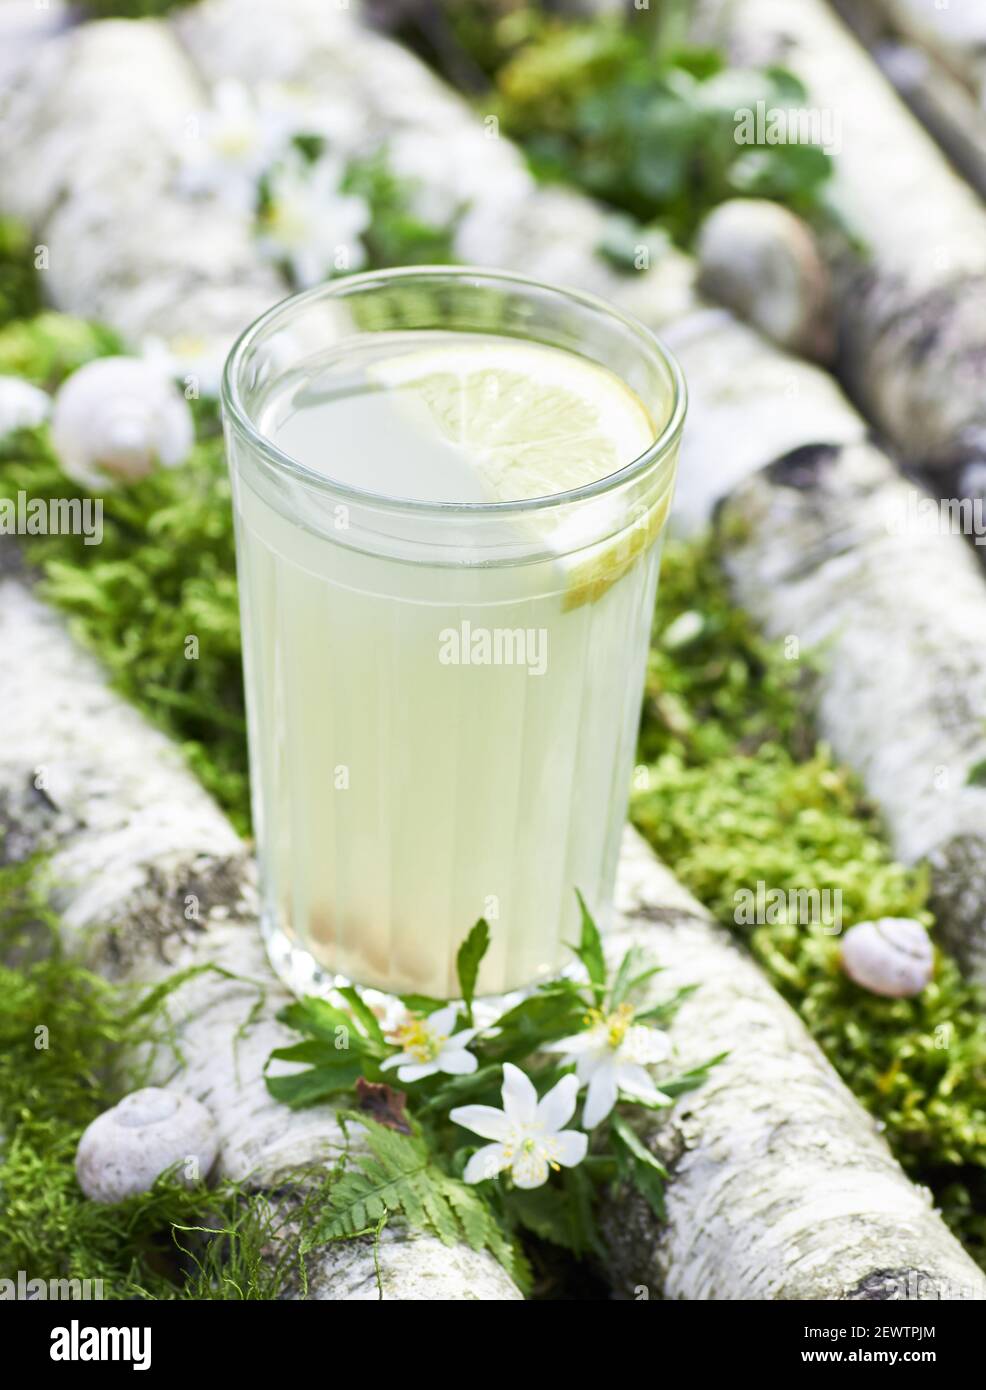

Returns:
585,1001,636,1050
390,1016,445,1063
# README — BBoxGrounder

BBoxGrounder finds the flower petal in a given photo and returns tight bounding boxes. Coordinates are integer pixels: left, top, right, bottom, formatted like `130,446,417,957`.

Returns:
621,1025,672,1066
438,1048,478,1076
380,1052,411,1072
395,1061,439,1082
449,1104,513,1141
501,1062,538,1126
536,1072,579,1133
463,1143,510,1184
510,1147,551,1189
618,1064,671,1108
542,1032,596,1056
427,1003,459,1037
583,1061,619,1129
552,1129,588,1169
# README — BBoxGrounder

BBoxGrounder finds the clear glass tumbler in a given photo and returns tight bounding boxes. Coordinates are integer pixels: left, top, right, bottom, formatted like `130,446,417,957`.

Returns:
222,267,685,1001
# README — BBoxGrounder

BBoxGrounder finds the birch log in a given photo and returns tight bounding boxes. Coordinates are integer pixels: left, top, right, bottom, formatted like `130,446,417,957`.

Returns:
829,1,986,200
0,18,283,364
0,567,521,1301
713,441,986,979
603,830,986,1300
690,0,986,477
843,0,986,102
170,0,986,975
868,40,986,204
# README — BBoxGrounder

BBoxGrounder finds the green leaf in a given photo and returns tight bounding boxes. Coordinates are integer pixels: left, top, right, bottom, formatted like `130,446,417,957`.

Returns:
456,918,491,1022
398,993,448,1015
278,997,367,1047
335,986,386,1046
419,1063,504,1116
504,1165,604,1259
277,993,388,1059
569,890,606,1003
611,1113,668,1220
264,1055,366,1108
659,1052,729,1098
634,983,699,1024
609,945,665,1008
480,985,587,1064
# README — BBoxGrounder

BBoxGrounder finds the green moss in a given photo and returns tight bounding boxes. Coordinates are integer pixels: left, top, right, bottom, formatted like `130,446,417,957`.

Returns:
0,422,250,831
0,860,320,1298
0,218,43,326
635,537,986,1251
79,0,195,16
0,313,123,388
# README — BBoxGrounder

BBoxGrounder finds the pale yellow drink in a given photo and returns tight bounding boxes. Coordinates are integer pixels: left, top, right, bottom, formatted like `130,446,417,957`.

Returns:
223,273,683,1000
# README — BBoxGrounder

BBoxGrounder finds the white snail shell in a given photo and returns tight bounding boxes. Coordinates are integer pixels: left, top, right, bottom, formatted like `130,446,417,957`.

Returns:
51,356,194,489
696,198,835,362
0,375,50,436
840,918,934,998
75,1087,218,1204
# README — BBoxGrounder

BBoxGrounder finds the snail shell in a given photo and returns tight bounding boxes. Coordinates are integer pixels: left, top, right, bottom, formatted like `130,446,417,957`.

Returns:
75,1087,218,1204
0,375,50,436
840,918,934,998
51,356,193,489
696,198,835,362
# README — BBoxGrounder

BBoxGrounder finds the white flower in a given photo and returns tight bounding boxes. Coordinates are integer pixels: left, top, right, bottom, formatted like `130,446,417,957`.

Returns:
257,151,370,287
451,1063,588,1189
381,1003,479,1083
141,334,226,401
544,1004,672,1129
50,357,194,490
0,376,50,437
179,80,285,210
388,125,533,228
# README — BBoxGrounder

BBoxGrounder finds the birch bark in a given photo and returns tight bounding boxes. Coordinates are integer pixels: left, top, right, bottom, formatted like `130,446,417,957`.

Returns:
690,0,986,476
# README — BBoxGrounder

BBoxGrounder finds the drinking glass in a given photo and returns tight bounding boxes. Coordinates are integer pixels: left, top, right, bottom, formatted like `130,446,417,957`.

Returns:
222,267,685,1000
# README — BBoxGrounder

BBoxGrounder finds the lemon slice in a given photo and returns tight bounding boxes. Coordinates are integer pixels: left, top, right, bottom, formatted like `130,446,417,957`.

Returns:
369,340,654,501
369,341,671,607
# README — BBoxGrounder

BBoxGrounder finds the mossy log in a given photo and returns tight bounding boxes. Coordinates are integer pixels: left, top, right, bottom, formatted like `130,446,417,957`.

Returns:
690,0,986,478
604,831,986,1300
0,568,522,1301
0,17,282,360
714,440,986,980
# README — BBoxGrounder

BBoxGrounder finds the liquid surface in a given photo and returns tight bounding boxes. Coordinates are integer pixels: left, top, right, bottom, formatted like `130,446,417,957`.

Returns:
260,332,656,505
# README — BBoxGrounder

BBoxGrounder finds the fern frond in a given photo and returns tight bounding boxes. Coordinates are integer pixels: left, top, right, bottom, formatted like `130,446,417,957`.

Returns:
304,1116,528,1291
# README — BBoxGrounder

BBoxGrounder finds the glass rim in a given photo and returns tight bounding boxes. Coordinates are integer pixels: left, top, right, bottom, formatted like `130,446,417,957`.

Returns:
221,264,687,518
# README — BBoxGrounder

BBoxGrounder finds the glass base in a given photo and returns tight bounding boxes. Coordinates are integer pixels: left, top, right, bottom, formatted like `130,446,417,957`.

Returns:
261,912,574,1027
